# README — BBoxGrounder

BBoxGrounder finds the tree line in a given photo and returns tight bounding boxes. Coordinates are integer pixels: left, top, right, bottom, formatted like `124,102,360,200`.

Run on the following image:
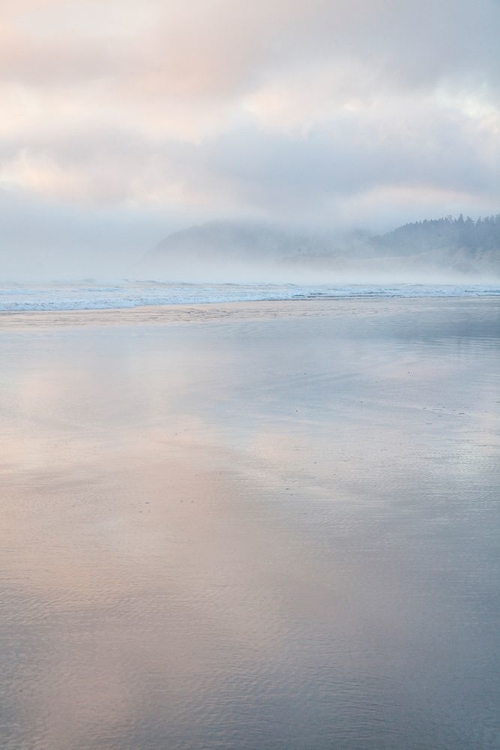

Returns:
377,214,500,255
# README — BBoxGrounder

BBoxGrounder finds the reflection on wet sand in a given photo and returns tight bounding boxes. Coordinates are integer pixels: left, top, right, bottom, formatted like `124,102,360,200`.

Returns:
1,298,500,749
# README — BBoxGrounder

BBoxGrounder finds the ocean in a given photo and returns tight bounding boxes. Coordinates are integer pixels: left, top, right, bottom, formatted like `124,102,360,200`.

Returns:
0,280,499,312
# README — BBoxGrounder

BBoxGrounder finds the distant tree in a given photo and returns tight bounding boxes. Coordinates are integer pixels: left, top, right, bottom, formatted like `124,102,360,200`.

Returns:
376,214,500,258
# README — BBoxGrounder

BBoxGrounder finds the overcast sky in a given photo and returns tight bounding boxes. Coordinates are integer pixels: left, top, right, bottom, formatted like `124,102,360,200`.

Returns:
1,0,499,274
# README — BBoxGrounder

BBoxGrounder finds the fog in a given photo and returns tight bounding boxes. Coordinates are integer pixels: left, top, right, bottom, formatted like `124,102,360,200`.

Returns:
135,219,500,286
1,195,499,285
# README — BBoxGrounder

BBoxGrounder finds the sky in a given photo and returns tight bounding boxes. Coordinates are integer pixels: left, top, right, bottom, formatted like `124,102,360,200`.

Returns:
0,0,499,275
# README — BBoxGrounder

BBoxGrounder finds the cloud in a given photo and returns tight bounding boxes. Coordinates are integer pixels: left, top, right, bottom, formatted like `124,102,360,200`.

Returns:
0,0,499,256
2,0,499,97
2,91,498,216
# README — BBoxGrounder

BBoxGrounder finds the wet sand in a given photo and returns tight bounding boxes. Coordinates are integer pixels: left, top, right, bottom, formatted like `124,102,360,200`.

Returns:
1,298,499,749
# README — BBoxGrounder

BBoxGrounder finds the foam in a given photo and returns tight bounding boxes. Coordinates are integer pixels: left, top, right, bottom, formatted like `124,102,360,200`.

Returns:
0,281,499,312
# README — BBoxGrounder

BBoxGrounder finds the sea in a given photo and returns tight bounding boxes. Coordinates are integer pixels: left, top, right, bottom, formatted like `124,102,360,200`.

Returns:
0,280,499,312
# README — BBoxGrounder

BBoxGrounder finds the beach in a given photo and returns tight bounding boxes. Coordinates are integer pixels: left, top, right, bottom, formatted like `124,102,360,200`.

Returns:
1,296,499,749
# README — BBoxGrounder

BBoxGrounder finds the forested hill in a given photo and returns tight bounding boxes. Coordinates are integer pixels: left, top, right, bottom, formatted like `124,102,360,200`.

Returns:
376,215,500,255
143,214,500,280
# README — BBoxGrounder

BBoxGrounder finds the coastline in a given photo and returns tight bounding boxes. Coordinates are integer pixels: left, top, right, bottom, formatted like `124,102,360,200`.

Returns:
1,294,500,331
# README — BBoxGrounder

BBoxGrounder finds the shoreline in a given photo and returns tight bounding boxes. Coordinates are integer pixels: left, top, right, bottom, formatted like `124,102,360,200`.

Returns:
1,294,500,330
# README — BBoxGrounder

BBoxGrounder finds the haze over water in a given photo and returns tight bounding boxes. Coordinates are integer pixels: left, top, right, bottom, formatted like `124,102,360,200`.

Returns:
1,297,499,749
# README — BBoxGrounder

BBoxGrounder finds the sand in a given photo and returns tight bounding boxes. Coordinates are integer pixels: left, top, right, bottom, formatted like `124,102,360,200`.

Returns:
1,297,499,749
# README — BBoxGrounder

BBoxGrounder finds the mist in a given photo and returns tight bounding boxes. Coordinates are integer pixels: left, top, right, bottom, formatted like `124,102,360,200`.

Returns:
2,195,499,285
134,216,500,287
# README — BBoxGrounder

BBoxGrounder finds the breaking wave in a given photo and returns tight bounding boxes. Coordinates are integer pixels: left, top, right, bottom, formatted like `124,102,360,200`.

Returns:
1,281,499,312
